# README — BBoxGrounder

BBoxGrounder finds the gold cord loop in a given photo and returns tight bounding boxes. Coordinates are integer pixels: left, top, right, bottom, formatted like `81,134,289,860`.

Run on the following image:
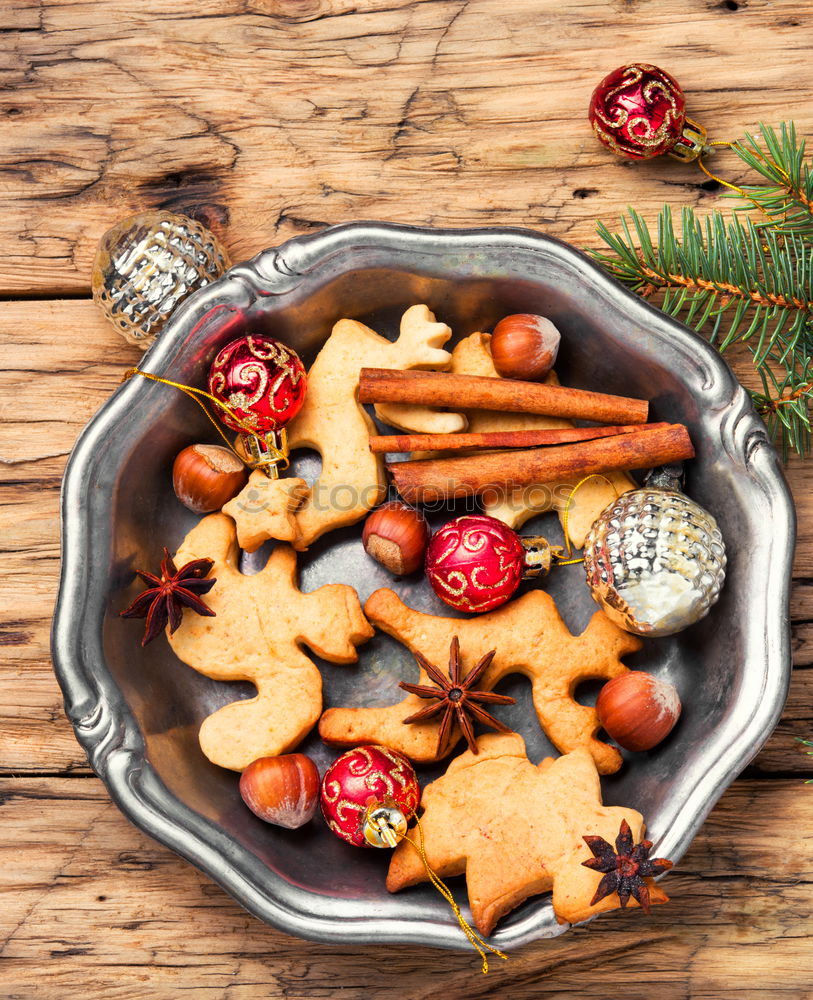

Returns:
558,473,621,561
696,141,750,198
121,368,289,475
402,813,509,974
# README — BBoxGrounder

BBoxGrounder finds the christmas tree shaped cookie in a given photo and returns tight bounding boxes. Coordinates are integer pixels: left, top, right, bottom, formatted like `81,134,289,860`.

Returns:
169,513,373,771
387,733,669,935
319,587,641,773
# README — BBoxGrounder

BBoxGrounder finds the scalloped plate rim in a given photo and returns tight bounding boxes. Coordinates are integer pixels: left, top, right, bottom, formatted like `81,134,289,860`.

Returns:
52,221,795,951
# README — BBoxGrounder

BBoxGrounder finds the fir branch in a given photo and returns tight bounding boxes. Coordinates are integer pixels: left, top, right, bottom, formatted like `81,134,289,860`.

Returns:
594,206,813,354
733,123,813,239
750,352,813,459
591,123,813,458
798,738,813,783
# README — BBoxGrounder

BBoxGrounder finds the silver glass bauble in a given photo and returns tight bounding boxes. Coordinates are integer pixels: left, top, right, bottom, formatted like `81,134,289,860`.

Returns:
92,211,230,349
583,487,726,637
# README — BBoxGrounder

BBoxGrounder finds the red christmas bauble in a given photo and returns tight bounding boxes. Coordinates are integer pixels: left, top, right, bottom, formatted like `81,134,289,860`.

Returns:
208,334,307,435
589,63,687,160
320,745,420,848
425,514,524,613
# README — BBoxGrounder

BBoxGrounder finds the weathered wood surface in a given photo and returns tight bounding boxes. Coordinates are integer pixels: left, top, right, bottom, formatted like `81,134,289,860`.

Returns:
2,777,812,999
2,0,813,996
2,0,813,296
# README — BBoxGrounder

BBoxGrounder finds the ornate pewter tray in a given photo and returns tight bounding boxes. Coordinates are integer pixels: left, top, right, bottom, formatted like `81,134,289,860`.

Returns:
52,223,795,950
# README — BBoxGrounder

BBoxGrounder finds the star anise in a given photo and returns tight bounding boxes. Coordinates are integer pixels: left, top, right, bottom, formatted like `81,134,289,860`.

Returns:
581,818,673,913
120,547,217,646
399,636,515,756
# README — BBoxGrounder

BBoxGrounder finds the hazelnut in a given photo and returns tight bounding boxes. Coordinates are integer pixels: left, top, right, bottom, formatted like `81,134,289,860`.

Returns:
239,753,320,829
362,501,430,576
490,314,561,381
596,672,681,752
172,444,248,513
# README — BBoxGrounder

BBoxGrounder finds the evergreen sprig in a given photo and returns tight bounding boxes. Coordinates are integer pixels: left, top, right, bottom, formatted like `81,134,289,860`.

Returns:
799,738,813,783
735,122,813,240
591,123,813,458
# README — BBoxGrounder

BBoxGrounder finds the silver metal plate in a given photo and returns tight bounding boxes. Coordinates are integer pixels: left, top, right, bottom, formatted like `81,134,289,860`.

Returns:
52,222,795,950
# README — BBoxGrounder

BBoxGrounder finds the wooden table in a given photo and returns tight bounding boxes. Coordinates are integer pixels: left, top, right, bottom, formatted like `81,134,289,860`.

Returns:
3,2,812,996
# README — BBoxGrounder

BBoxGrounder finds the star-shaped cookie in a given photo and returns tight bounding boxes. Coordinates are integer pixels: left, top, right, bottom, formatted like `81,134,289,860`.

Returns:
222,472,309,552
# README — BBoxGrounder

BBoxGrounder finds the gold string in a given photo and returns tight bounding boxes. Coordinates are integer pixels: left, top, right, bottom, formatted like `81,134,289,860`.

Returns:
553,555,587,567
400,813,508,974
738,140,813,212
697,140,784,226
558,473,621,561
121,368,289,474
697,141,750,198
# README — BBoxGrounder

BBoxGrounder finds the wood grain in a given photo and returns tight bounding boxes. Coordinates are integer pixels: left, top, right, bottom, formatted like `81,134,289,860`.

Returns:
2,1,813,295
1,776,811,999
3,0,813,995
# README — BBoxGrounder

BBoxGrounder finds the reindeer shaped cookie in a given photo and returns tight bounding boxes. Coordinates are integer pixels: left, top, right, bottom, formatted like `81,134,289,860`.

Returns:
286,304,464,547
319,587,641,774
169,513,373,771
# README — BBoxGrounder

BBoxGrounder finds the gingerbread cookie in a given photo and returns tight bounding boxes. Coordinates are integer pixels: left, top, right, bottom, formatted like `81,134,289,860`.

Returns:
319,587,641,773
424,332,635,547
222,472,309,552
286,305,462,547
169,513,374,771
373,307,466,435
387,732,668,935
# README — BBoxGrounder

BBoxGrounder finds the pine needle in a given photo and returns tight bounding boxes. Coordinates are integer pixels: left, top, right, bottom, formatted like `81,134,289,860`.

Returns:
799,738,813,783
591,122,813,458
733,122,813,240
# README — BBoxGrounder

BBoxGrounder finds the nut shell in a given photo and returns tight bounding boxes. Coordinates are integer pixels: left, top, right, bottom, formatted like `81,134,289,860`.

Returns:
362,501,430,575
239,754,320,829
596,672,681,752
490,314,561,381
172,444,248,514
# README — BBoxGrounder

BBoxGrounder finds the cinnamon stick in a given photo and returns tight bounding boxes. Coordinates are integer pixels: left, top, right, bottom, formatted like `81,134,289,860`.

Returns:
388,424,694,503
359,368,649,425
370,423,669,454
